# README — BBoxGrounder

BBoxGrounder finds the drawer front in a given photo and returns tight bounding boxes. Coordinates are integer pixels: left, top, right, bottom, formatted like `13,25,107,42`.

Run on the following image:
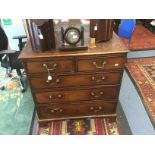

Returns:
34,86,120,104
30,72,122,89
26,59,74,74
37,101,116,119
77,56,126,72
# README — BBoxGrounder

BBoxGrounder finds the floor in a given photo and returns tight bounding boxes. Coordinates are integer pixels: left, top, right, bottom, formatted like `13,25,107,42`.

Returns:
119,70,155,134
0,68,34,134
118,24,155,134
120,25,155,51
126,57,155,125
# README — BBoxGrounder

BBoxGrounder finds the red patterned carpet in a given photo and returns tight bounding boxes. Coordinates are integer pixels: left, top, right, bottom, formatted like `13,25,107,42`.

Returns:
38,117,120,135
120,25,155,51
126,57,155,127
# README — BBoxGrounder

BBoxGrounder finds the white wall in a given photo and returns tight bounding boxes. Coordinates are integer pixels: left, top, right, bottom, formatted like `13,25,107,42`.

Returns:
1,19,26,51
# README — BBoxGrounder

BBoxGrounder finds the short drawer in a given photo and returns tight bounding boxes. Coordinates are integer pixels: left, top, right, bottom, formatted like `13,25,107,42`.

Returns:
77,56,126,72
26,59,74,74
29,72,122,89
37,101,116,120
34,86,120,104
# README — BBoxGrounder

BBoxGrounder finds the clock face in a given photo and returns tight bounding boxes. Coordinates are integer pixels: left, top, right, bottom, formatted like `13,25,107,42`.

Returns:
64,27,81,45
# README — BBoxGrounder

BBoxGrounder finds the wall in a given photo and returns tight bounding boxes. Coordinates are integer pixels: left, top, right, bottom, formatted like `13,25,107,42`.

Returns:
1,19,26,51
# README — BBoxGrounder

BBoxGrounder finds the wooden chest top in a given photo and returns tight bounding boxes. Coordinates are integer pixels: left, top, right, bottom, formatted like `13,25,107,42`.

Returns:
19,33,128,60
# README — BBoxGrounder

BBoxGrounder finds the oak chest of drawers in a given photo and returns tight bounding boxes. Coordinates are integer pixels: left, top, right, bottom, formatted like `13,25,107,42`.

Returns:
19,34,128,126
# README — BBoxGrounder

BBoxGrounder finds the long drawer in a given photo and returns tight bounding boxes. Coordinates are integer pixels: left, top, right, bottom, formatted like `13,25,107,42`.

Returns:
77,56,126,72
26,59,74,74
34,86,120,104
29,72,122,89
37,101,116,120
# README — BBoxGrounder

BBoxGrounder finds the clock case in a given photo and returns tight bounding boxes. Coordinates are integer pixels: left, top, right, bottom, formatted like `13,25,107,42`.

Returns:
59,26,88,51
54,19,89,51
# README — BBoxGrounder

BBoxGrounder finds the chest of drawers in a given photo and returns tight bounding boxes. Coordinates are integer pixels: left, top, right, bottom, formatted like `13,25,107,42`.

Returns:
19,34,128,126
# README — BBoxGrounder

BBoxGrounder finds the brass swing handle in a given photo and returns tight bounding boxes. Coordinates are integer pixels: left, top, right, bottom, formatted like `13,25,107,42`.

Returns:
50,108,63,113
49,94,63,100
43,63,58,72
90,106,102,113
91,76,106,83
90,91,104,98
92,61,107,69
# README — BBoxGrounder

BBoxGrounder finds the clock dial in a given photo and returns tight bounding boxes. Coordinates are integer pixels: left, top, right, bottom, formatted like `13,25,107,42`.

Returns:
64,27,81,45
66,29,79,43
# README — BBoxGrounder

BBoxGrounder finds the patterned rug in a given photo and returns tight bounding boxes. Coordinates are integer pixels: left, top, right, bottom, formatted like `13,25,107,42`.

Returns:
120,25,155,51
126,57,155,127
39,117,120,135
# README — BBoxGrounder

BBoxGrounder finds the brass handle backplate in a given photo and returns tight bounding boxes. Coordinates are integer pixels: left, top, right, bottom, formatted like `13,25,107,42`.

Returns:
92,61,107,69
50,108,63,113
49,94,63,100
46,78,60,84
43,63,58,72
90,106,102,112
91,76,106,83
91,91,104,98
